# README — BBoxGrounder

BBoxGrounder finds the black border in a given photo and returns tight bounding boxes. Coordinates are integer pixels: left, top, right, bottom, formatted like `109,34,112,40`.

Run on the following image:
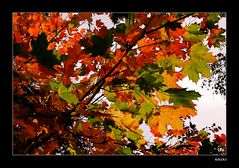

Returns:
0,0,237,167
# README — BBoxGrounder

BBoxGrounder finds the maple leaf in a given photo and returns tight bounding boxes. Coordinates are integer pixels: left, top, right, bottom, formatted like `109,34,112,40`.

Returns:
213,134,226,146
81,30,114,58
165,88,201,109
182,43,217,82
157,54,183,70
31,33,61,70
104,108,140,132
13,12,226,155
183,24,207,42
136,66,164,93
166,39,188,59
169,28,186,39
162,70,180,88
208,28,225,47
155,90,170,102
148,106,196,136
50,81,79,105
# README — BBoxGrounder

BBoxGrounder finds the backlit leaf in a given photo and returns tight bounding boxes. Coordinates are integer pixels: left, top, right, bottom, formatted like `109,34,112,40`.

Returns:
155,90,170,102
165,88,201,109
148,106,196,136
182,43,216,82
58,83,79,105
105,108,140,132
117,146,132,154
162,70,180,88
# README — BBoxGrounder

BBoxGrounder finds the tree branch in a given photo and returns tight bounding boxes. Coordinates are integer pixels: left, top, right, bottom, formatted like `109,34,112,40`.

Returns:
71,13,193,111
79,15,156,106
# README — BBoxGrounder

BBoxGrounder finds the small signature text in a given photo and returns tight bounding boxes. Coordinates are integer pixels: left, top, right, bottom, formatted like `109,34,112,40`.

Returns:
215,158,227,161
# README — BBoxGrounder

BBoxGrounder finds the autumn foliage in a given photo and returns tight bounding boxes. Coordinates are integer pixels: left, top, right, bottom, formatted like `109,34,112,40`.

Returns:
13,12,226,155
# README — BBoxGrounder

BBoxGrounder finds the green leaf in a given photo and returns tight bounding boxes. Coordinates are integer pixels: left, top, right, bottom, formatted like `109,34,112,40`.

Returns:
182,60,211,82
104,86,116,102
117,146,132,154
157,55,183,69
49,80,60,92
133,88,156,119
182,62,199,82
109,126,122,141
71,18,79,27
126,130,140,142
115,23,127,34
59,92,79,105
88,117,101,125
184,24,206,42
165,88,201,109
190,43,216,62
52,49,62,60
198,130,209,137
166,88,201,100
188,24,203,35
58,83,79,105
115,101,139,113
184,32,206,42
136,67,164,93
208,13,220,23
182,43,216,82
77,123,83,131
138,102,154,120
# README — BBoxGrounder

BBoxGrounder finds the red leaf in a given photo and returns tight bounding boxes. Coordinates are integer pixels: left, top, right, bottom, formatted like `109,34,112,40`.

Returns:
96,19,104,27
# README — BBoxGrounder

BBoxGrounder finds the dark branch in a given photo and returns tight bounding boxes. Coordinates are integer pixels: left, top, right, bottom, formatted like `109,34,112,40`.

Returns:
71,13,192,111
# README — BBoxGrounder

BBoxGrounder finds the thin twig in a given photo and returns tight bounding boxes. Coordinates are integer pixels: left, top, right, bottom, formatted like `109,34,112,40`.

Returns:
71,13,193,112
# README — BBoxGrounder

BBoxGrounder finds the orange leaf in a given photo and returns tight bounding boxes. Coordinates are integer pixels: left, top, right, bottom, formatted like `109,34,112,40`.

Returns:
47,42,55,50
104,108,140,132
162,70,180,88
13,14,20,25
148,106,196,136
169,28,186,39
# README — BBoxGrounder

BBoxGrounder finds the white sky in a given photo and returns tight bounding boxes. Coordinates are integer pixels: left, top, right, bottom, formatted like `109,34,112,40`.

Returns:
177,77,226,134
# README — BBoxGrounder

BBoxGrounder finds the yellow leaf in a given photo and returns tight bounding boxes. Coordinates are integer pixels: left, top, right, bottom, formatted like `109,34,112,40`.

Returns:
67,147,76,155
138,139,146,145
162,70,180,88
159,27,169,41
105,108,140,132
148,106,196,136
155,90,170,102
136,138,147,148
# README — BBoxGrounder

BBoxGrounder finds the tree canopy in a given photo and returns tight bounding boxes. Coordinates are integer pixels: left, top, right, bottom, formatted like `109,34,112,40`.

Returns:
13,12,226,155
